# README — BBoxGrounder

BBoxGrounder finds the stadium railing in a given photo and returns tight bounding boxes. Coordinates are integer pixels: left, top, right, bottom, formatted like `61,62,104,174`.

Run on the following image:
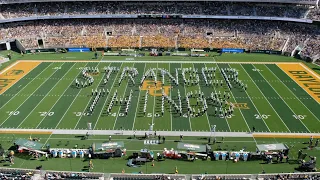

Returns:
0,0,317,5
1,167,320,180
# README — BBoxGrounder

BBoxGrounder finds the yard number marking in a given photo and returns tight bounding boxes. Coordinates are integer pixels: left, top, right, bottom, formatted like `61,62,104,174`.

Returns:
147,113,160,118
255,114,270,119
252,68,262,72
74,112,89,116
39,111,54,116
7,111,20,116
293,115,307,120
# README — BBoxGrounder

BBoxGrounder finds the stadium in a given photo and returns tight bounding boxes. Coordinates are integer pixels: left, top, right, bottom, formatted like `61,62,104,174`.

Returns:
0,0,319,179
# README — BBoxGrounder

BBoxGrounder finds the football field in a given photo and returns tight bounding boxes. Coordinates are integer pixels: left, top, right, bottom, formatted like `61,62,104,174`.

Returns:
0,59,319,133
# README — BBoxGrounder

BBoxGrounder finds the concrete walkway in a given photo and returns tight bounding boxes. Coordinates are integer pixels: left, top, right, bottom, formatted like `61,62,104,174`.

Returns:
0,128,319,138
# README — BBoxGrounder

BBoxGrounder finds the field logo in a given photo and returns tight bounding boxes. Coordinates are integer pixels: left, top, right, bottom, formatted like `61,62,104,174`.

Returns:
5,69,24,76
141,80,171,96
232,103,249,109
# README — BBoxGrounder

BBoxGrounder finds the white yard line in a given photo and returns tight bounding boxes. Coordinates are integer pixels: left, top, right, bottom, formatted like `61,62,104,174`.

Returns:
213,58,251,132
0,63,51,110
53,63,90,129
131,63,146,131
252,64,311,133
276,63,320,105
24,60,303,64
35,137,256,143
180,64,193,131
93,62,123,130
151,63,158,126
169,63,173,131
112,63,135,130
203,63,231,131
227,64,271,132
299,63,320,80
18,63,76,128
240,64,291,132
42,133,53,149
0,62,66,128
229,65,271,132
73,63,103,129
0,61,19,75
265,64,319,123
33,63,79,129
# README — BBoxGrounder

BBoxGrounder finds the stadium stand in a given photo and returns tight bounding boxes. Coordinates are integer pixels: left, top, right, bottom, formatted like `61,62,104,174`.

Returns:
0,0,319,178
0,19,318,57
0,2,318,20
0,167,319,179
0,168,34,180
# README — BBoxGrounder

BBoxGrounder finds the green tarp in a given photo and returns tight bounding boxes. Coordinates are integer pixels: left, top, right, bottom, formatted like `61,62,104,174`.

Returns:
14,139,43,150
93,142,124,152
177,142,206,152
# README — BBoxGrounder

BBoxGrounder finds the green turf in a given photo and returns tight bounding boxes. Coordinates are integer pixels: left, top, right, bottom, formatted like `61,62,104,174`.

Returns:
0,134,319,174
0,57,319,132
0,52,320,174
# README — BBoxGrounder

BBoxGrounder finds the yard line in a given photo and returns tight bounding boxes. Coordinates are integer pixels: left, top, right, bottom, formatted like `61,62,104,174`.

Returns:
41,133,53,149
33,63,79,128
299,63,320,80
73,62,103,129
0,61,19,75
279,63,320,104
53,64,90,129
112,63,135,130
252,64,311,133
180,64,192,131
0,63,51,110
203,63,231,131
42,137,256,143
227,64,271,132
99,60,290,64
93,62,123,130
265,65,320,123
151,63,158,126
131,63,147,131
0,62,66,127
169,63,173,131
213,58,250,132
240,64,291,133
18,63,76,128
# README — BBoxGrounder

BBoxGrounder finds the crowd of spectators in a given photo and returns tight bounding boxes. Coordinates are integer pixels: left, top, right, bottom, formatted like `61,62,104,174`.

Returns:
45,171,102,179
193,172,320,180
0,2,318,20
111,173,186,180
108,35,140,48
0,169,33,180
0,19,319,57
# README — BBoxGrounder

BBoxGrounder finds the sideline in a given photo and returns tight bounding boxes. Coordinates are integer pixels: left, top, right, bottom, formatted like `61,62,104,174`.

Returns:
0,128,319,138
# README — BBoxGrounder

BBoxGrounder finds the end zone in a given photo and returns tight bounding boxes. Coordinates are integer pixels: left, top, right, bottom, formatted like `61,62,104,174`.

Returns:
0,61,41,95
277,63,320,103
